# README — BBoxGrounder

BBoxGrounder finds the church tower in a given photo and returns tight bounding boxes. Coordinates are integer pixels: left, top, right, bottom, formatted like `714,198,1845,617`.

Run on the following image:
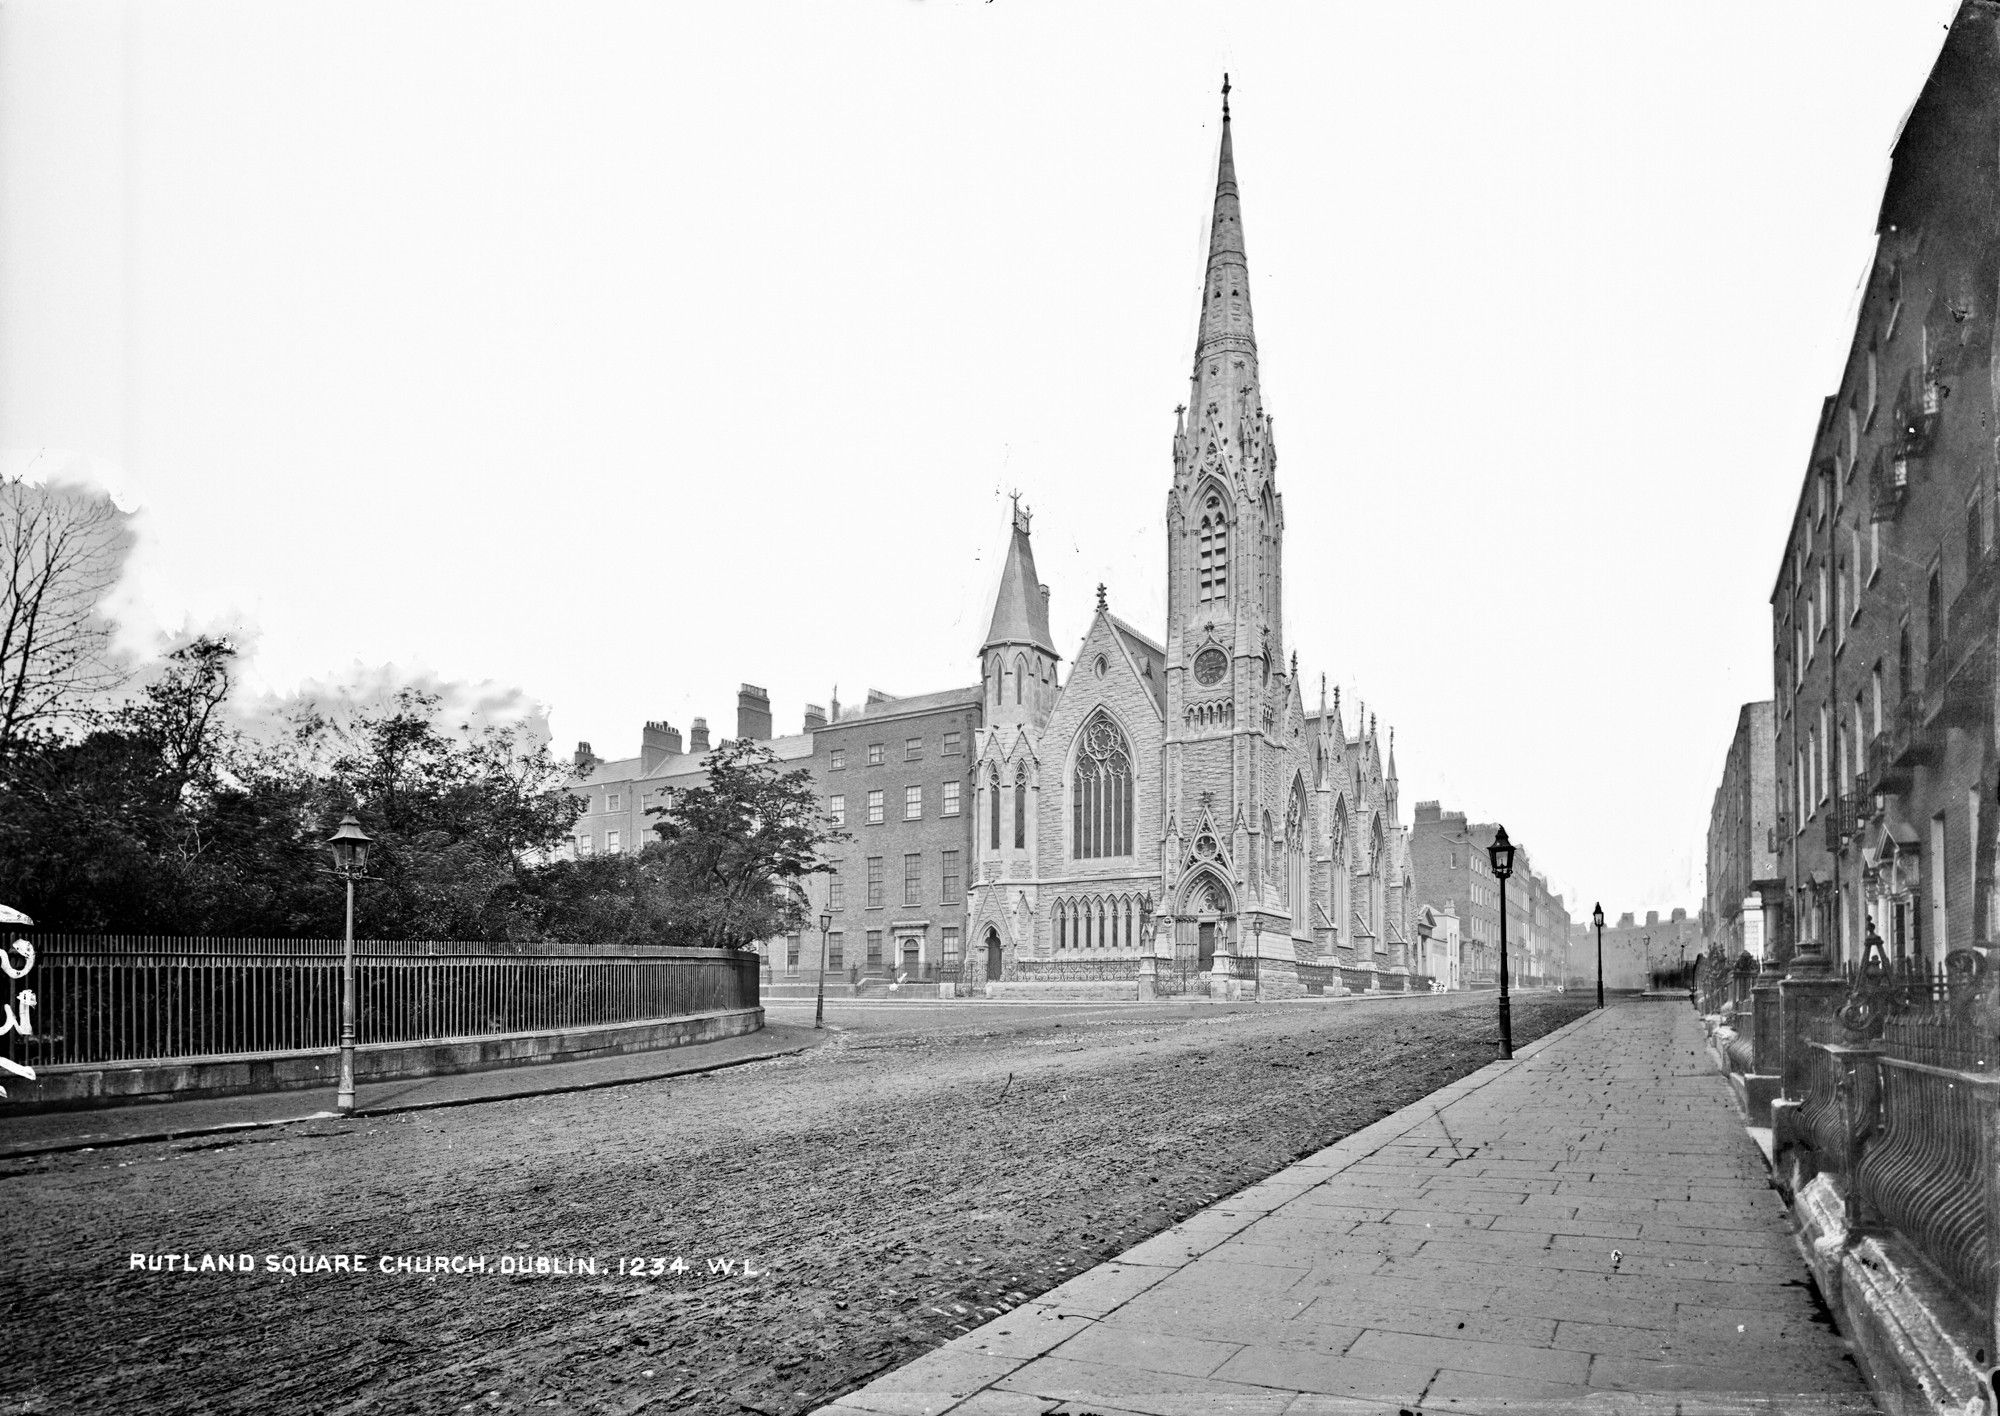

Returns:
1163,78,1290,940
980,496,1060,728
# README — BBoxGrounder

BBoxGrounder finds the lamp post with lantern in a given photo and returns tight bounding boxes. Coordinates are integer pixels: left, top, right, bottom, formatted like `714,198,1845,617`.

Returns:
1488,826,1516,1059
1592,902,1605,1009
814,909,834,1030
325,812,373,1115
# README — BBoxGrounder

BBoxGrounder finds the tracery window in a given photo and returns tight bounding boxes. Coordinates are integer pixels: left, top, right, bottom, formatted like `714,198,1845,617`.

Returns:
1197,494,1229,606
988,766,1001,851
1285,782,1307,935
1013,764,1028,850
1071,713,1134,859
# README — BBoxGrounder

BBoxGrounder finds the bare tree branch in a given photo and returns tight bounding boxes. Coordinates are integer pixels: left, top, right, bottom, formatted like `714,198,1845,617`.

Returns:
0,473,133,757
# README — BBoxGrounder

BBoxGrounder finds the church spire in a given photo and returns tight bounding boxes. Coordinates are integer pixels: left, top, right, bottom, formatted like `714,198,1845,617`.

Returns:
980,496,1060,730
982,495,1058,660
1191,75,1257,391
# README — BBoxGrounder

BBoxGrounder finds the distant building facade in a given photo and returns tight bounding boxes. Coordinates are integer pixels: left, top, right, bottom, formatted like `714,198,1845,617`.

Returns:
1407,802,1572,987
1703,702,1781,960
1568,908,1701,991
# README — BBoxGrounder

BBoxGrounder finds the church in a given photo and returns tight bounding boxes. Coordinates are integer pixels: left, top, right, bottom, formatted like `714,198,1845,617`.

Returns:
964,86,1414,999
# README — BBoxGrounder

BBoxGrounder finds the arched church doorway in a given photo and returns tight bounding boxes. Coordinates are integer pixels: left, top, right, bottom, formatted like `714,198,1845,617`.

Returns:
984,928,1003,982
1175,870,1233,976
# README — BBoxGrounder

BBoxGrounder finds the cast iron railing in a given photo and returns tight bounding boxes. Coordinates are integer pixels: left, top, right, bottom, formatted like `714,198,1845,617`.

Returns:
1776,949,2000,1361
1,932,758,1068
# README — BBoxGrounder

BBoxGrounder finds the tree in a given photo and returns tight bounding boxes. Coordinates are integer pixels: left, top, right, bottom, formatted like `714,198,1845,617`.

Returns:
646,738,846,950
0,474,132,759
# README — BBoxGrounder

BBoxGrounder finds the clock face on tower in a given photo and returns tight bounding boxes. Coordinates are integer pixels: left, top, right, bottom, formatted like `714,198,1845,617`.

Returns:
1193,648,1228,687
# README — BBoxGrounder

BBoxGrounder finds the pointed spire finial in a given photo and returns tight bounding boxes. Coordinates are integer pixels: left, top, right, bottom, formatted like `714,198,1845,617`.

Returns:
1221,72,1231,122
1009,489,1031,534
1319,673,1326,716
1095,583,1108,612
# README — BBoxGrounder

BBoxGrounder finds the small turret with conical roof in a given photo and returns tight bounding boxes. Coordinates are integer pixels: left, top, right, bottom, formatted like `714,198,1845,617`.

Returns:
980,494,1060,729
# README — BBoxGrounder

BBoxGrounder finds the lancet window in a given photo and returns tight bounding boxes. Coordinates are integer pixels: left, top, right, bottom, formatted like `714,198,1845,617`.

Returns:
1197,493,1229,606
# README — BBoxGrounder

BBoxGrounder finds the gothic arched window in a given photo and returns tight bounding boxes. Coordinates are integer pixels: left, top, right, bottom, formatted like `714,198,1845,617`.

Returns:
1286,780,1307,936
1014,653,1027,706
1197,494,1229,606
988,766,1001,852
1013,763,1028,850
1071,713,1134,859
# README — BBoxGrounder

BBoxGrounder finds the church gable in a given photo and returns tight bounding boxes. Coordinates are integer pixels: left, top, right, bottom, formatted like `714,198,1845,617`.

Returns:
1036,606,1166,883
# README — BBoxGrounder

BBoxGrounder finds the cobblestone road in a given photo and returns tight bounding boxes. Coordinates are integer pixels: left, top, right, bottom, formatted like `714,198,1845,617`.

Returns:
4,991,1592,1416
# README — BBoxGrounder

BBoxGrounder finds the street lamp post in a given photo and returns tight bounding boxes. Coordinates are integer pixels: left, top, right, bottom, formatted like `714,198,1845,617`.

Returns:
1592,902,1605,1009
813,909,834,1030
1488,826,1516,1060
325,812,373,1115
1250,917,1263,1000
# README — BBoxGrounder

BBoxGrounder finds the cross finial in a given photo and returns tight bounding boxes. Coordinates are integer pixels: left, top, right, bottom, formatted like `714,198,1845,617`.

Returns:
1009,489,1030,533
1221,73,1231,121
1095,583,1108,612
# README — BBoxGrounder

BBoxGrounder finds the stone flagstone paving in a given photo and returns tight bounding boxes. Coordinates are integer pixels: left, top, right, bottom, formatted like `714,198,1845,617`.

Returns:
815,1000,1878,1416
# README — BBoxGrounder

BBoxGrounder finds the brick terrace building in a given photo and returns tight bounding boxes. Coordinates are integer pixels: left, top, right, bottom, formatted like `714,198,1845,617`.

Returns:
1407,802,1573,987
809,687,981,981
1771,4,2000,969
568,683,981,984
1703,701,1781,960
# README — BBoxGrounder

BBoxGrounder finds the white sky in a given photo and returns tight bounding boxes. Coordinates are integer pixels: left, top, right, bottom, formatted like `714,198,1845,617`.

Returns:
0,1,1961,917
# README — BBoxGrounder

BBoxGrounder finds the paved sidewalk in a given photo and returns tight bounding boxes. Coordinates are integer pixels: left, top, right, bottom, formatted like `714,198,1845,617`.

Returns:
818,1001,1877,1416
0,1022,823,1158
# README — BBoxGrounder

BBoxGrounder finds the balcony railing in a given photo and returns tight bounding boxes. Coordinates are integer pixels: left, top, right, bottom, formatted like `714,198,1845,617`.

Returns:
1893,368,1941,457
1887,691,1943,772
1866,729,1911,795
1871,447,1912,522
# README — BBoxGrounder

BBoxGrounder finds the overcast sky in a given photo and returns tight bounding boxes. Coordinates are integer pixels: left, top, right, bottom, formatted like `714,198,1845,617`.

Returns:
0,1,1962,917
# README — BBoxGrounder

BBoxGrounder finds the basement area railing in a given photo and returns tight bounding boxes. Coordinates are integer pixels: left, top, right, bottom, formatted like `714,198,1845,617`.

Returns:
1762,947,2000,1363
0,933,760,1068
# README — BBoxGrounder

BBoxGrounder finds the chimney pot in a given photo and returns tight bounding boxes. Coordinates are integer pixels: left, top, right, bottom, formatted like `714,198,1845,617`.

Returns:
641,720,683,772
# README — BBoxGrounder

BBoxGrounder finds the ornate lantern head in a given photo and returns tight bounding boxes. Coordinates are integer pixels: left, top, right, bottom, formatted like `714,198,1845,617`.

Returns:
326,813,372,876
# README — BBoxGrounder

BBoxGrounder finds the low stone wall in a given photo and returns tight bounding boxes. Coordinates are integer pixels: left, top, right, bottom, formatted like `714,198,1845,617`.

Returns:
17,1007,765,1114
986,980,1139,1001
1012,958,1141,981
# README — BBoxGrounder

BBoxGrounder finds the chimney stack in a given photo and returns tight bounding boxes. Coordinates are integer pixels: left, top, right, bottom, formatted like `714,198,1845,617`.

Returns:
1646,910,1660,927
736,684,772,742
573,741,595,772
641,720,682,773
689,718,711,753
803,703,828,733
